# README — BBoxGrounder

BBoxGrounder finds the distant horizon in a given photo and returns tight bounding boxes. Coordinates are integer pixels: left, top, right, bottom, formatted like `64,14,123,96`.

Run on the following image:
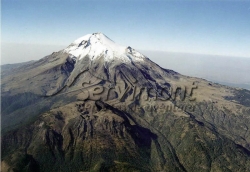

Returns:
2,41,250,65
2,44,250,90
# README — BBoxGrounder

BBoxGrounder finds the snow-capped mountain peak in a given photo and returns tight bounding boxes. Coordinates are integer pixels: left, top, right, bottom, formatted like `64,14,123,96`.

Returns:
64,33,145,62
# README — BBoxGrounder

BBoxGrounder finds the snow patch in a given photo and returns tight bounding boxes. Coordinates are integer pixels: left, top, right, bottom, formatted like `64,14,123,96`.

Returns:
64,33,145,63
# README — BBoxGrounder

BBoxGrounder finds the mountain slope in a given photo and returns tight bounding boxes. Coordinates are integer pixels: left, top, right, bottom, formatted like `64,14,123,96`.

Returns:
1,33,250,172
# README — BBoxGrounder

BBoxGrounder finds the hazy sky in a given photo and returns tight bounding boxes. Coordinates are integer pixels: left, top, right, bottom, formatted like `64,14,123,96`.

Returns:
141,51,250,87
2,0,250,64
